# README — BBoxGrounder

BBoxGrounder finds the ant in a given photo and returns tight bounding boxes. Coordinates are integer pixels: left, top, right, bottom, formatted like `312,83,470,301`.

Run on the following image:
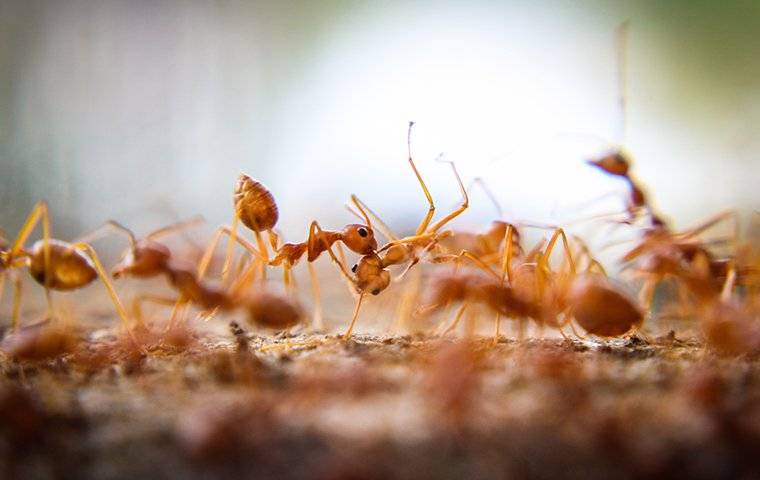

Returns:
0,201,131,333
96,218,302,332
267,194,378,330
328,121,469,338
422,226,644,340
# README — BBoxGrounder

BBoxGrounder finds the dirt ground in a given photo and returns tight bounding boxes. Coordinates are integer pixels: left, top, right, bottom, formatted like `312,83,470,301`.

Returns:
0,322,759,480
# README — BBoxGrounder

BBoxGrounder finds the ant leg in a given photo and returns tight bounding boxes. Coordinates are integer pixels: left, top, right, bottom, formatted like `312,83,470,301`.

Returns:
638,275,658,314
435,250,499,279
342,292,366,340
442,303,468,335
197,225,260,280
391,268,420,334
0,273,4,317
492,312,501,345
405,122,436,236
378,231,438,254
540,228,577,275
254,229,269,283
268,230,280,252
146,215,205,240
429,159,469,233
222,213,241,282
11,201,53,318
501,224,515,283
517,318,526,341
569,320,586,340
10,273,22,332
720,261,737,302
334,243,359,299
130,294,179,326
308,261,324,331
71,243,131,331
679,209,739,242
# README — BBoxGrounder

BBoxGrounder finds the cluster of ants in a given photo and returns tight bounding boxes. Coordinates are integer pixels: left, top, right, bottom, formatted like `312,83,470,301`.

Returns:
0,120,758,362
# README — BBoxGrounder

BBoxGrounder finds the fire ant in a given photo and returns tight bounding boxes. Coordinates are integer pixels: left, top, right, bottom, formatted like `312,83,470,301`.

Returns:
0,201,131,334
422,226,644,340
267,193,378,330
99,219,302,333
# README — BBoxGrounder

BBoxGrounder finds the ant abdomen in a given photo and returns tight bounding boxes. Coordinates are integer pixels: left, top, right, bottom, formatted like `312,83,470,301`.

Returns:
568,275,642,337
234,174,279,232
28,239,97,290
245,291,303,329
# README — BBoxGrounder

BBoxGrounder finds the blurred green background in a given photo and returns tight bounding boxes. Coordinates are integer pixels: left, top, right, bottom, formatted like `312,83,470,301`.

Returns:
1,0,758,247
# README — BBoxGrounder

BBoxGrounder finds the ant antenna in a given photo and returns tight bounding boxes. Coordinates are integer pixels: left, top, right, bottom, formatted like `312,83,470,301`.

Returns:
616,20,631,146
349,194,372,229
146,214,205,240
76,220,137,250
407,121,415,160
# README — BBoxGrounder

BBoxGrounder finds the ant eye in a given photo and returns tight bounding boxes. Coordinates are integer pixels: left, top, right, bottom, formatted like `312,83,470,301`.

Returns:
351,264,358,273
358,227,368,238
372,289,380,295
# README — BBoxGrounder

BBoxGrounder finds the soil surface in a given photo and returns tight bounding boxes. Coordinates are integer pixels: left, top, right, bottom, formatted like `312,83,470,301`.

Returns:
1,325,759,480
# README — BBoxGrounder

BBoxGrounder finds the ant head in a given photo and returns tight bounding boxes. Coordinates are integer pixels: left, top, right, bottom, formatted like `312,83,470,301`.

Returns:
354,254,390,295
341,224,378,255
587,151,630,177
112,239,170,279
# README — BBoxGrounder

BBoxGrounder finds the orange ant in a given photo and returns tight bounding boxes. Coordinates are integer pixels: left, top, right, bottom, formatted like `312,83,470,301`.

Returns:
0,201,130,333
267,194,378,329
97,218,302,332
422,226,644,340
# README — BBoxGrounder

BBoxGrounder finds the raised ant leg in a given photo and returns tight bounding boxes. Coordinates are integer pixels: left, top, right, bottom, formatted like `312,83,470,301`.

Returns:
429,158,469,233
70,243,132,330
406,122,436,235
10,201,53,319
